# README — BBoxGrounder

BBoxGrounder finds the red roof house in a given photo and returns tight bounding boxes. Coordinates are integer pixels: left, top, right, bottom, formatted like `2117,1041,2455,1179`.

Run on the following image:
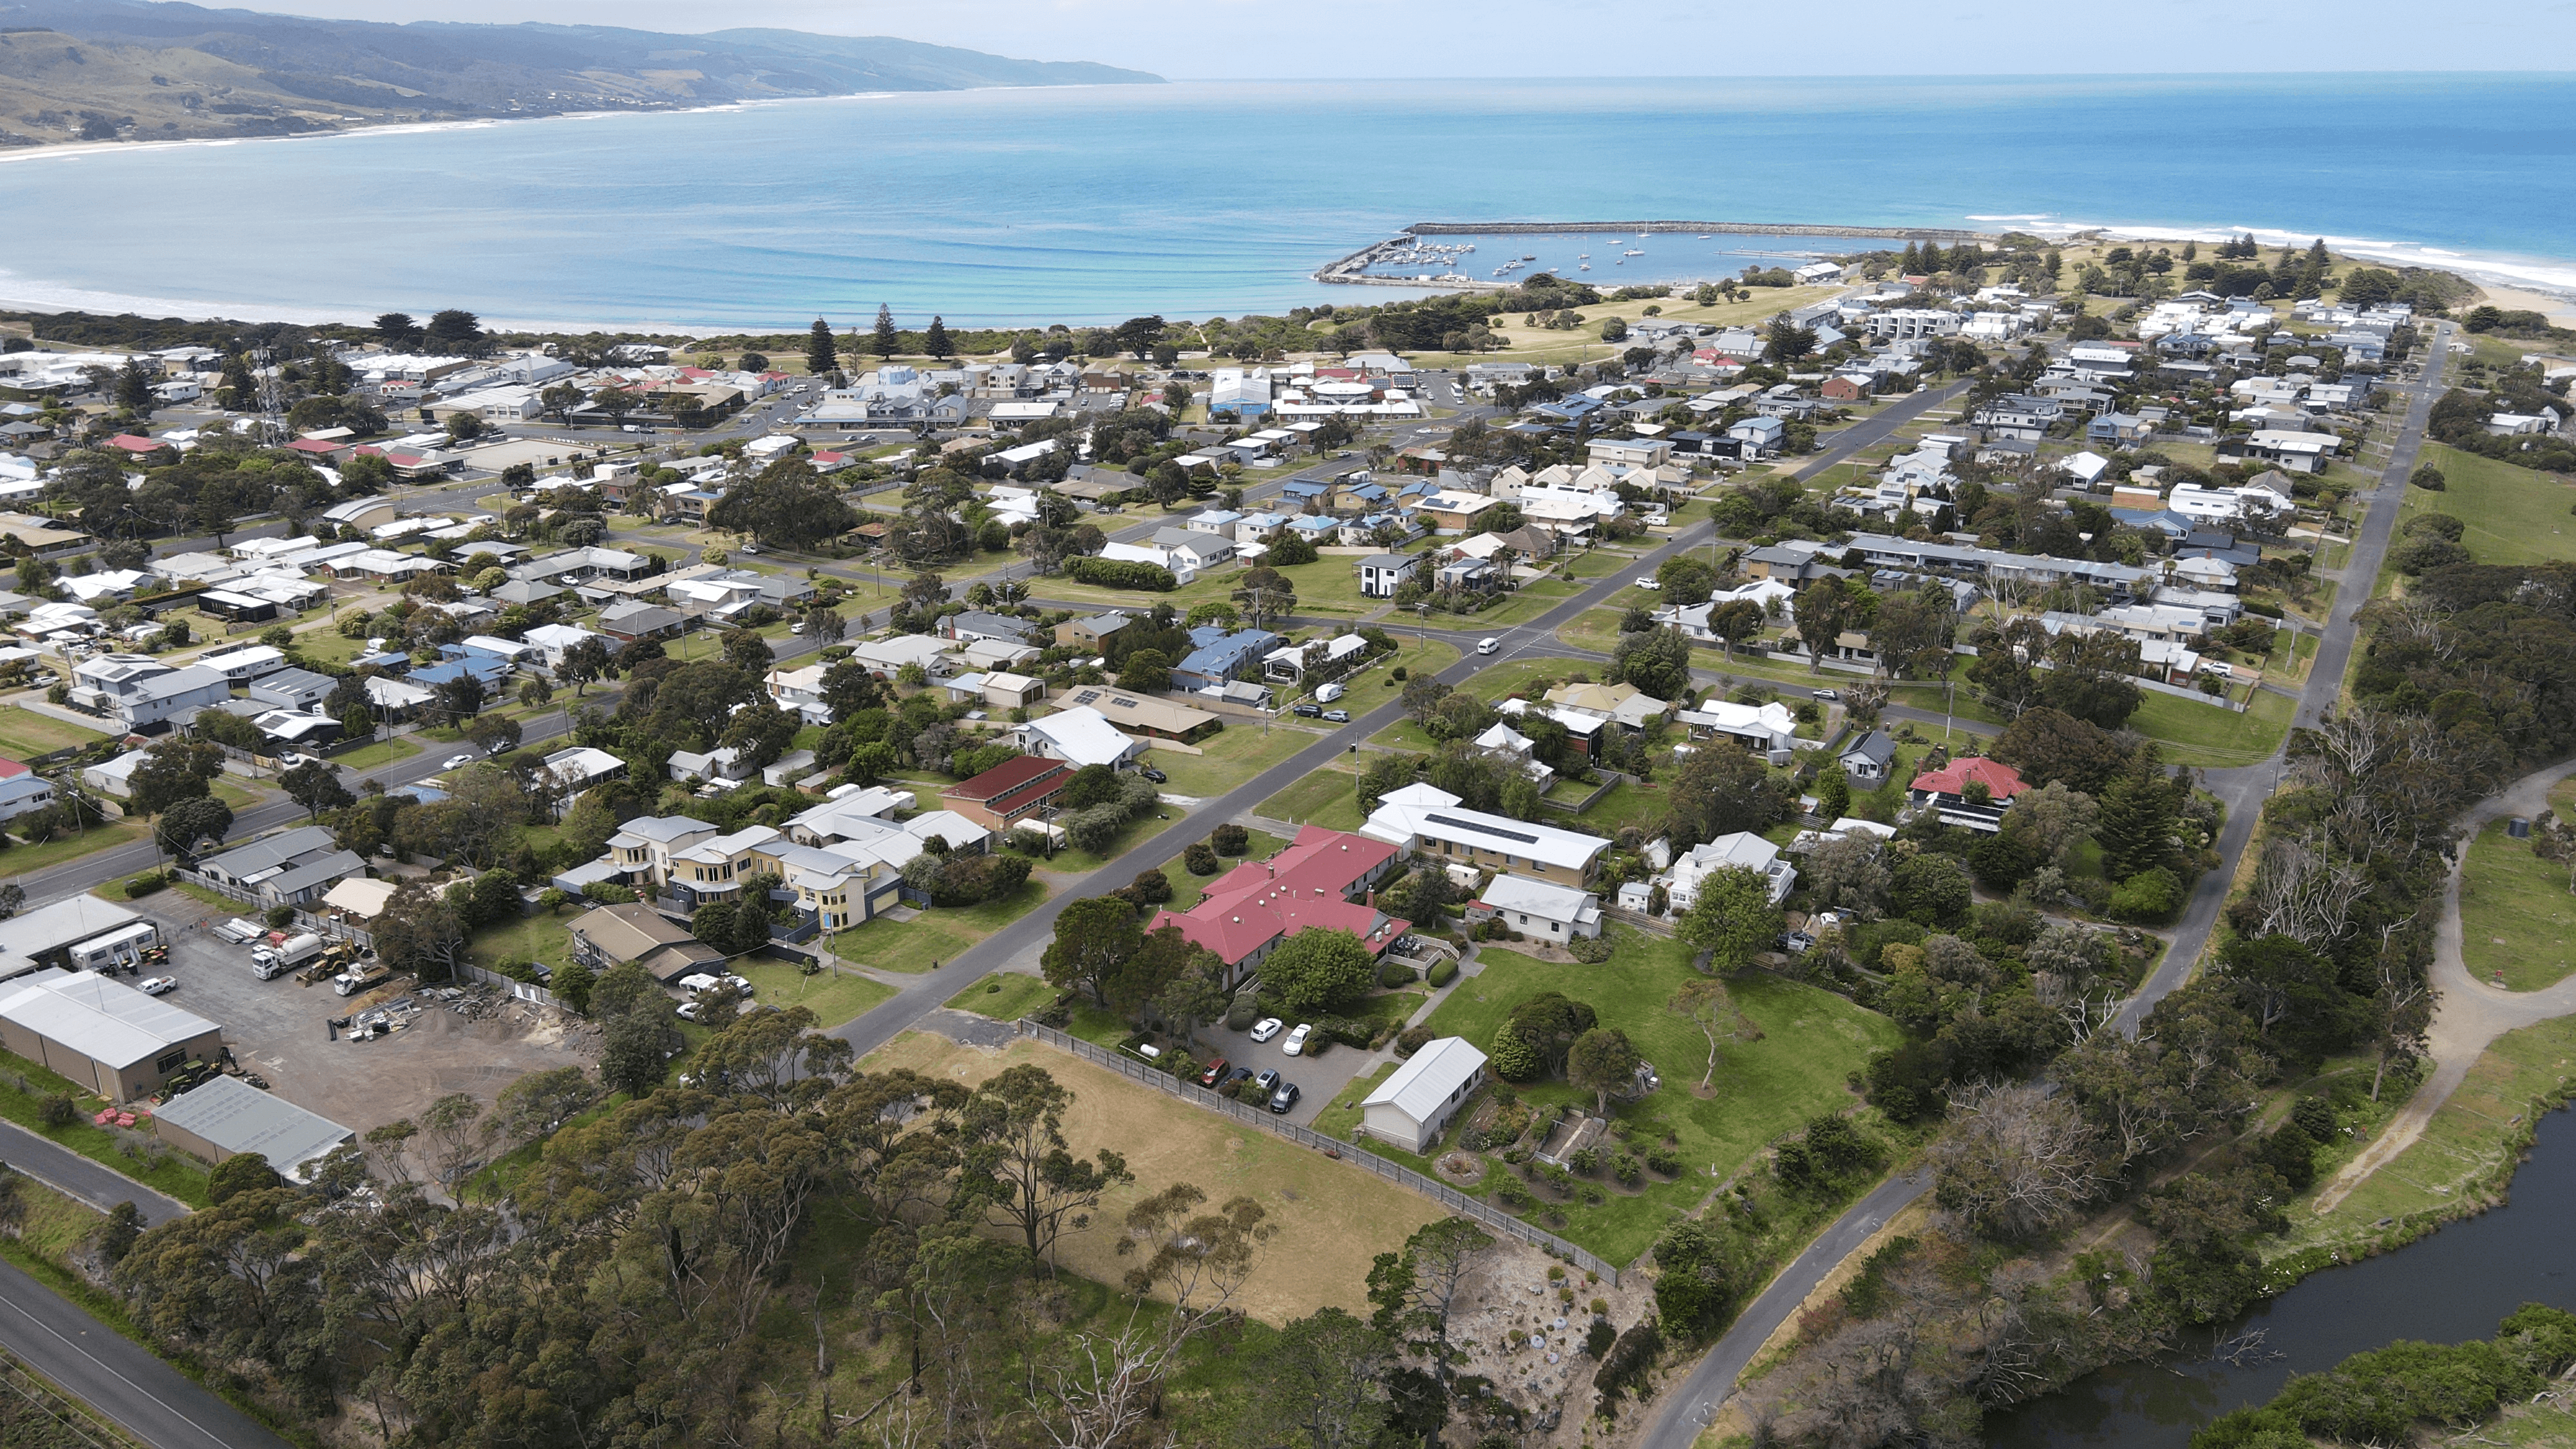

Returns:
106,434,171,457
0,757,26,779
940,755,1072,831
1147,826,1410,987
1908,757,2027,833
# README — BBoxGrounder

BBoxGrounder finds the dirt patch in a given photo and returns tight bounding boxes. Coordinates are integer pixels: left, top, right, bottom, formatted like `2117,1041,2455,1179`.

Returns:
1442,1235,1662,1449
862,1030,1443,1325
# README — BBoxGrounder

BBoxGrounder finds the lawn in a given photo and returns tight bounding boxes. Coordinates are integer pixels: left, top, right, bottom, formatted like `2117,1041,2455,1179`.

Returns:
469,907,575,971
0,1048,213,1207
0,817,150,878
730,957,895,1028
2399,442,2576,567
945,971,1059,1020
2459,803,2576,992
1555,607,1629,656
1256,767,1363,831
333,736,422,772
1461,578,1587,629
1423,929,1904,1263
0,710,109,759
1166,828,1287,910
2126,684,2294,768
1005,808,1182,875
1574,779,1674,838
828,879,1050,974
858,1032,1444,1325
1143,720,1325,799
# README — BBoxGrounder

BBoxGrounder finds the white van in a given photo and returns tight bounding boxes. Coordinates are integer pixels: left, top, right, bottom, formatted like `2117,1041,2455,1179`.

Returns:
1477,637,1501,655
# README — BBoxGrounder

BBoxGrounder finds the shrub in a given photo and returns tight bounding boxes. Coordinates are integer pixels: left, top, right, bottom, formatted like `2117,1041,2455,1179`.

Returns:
122,871,166,898
1127,867,1173,905
1613,1152,1643,1185
2109,866,2183,924
1426,958,1458,987
1064,555,1178,591
1392,667,1408,681
263,905,295,930
2291,1095,2336,1141
1567,934,1613,963
1182,841,1220,875
1496,1180,1537,1209
38,1093,77,1129
1595,1321,1663,1405
1378,960,1416,988
1211,822,1249,855
1224,992,1260,1031
1646,1148,1681,1175
2409,463,2446,490
1396,1024,1434,1056
1568,1146,1601,1175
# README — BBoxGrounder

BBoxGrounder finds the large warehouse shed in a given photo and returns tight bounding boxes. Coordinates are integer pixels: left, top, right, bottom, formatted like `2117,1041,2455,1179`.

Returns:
153,1075,353,1180
0,968,224,1102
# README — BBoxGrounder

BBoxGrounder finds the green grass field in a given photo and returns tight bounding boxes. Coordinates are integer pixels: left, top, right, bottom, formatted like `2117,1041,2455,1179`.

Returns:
2125,685,2295,768
945,971,1059,1020
829,879,1051,974
332,735,421,772
0,710,108,759
1143,720,1324,799
469,907,575,971
2400,442,2576,567
1424,930,1902,1262
1256,768,1363,831
2460,802,2576,992
730,958,895,1027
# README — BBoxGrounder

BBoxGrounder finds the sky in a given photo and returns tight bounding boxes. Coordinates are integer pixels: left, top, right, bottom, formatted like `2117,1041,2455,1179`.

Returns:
248,0,2576,80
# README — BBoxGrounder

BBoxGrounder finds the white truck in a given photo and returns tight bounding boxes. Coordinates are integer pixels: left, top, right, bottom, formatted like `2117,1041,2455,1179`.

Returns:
251,933,325,981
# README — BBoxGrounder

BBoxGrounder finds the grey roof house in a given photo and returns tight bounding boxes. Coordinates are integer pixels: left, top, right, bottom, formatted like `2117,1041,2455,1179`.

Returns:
195,826,366,907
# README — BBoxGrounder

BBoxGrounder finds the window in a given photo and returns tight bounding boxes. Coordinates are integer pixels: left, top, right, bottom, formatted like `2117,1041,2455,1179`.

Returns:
155,1049,187,1073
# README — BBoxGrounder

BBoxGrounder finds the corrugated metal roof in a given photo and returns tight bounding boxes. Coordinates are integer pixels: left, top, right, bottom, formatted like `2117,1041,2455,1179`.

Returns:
0,969,218,1070
1364,1037,1487,1122
151,1074,352,1179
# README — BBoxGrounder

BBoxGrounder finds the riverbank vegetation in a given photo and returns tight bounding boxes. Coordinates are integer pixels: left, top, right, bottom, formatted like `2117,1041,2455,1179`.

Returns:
1733,547,2576,1443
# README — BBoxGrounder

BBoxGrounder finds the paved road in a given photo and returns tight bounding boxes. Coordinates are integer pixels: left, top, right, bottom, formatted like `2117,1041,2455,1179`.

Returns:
2110,321,2452,1034
0,1121,191,1226
829,516,1727,1058
0,1258,293,1449
1640,1170,1929,1449
1791,379,1972,482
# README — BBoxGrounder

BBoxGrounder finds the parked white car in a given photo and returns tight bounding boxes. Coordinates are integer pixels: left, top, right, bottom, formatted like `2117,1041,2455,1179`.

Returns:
1283,1023,1314,1056
1248,1016,1285,1043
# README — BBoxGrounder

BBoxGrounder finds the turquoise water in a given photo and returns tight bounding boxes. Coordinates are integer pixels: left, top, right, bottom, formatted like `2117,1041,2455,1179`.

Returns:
0,74,2569,330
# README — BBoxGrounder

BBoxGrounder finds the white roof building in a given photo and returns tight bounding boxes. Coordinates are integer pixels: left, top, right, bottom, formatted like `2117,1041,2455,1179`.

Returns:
1016,706,1144,771
1474,873,1603,941
1665,831,1797,911
1361,1037,1489,1154
1360,783,1607,886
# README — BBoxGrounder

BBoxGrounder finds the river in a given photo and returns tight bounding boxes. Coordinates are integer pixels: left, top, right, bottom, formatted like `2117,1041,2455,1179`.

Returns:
1988,1106,2576,1448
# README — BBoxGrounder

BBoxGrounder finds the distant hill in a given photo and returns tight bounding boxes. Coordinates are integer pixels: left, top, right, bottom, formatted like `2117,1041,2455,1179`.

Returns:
0,0,1160,147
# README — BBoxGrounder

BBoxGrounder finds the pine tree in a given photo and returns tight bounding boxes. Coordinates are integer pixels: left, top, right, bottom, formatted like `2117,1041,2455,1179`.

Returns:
2094,749,2178,881
873,304,900,358
805,318,836,375
1900,241,1921,274
925,316,951,359
1918,241,1944,274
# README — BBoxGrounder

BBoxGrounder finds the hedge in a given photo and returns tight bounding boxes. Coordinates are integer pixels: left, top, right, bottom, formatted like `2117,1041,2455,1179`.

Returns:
1065,556,1177,591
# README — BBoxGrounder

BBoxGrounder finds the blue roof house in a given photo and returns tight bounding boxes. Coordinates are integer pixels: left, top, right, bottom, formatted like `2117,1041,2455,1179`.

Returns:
1172,629,1281,692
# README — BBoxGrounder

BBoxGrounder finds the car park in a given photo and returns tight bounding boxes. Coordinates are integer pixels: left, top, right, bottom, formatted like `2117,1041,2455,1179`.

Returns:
1196,1057,1229,1086
1267,1081,1301,1114
1248,1016,1284,1043
1253,1068,1282,1096
1283,1023,1314,1056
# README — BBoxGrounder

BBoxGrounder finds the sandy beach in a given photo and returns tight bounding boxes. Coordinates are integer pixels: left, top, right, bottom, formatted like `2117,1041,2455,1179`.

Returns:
2474,281,2576,327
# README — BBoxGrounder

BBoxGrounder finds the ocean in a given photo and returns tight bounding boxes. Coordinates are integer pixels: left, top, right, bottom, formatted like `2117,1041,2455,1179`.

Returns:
1,73,2570,332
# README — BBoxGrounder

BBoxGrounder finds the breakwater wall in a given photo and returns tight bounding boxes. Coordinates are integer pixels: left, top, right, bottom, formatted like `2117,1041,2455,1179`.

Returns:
1405,220,1991,241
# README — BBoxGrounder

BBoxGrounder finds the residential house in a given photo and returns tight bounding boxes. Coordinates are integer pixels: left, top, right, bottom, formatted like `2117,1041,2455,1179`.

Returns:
1676,699,1800,754
1908,757,2027,833
1356,553,1421,598
669,746,755,787
1665,832,1796,911
194,826,365,907
1056,686,1222,742
597,602,685,643
766,665,834,726
1016,706,1144,771
1359,1037,1488,1153
1171,628,1280,693
944,612,1035,648
1542,681,1669,732
941,755,1072,832
1058,612,1132,652
1838,730,1897,784
1727,416,1786,457
942,671,1046,711
567,902,727,985
1468,873,1603,941
246,667,336,712
68,656,231,732
1360,782,1607,887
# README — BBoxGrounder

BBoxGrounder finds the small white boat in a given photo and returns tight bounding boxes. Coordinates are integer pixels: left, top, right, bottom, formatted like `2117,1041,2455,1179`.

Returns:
1579,263,1591,270
1696,234,1712,239
1625,249,1645,256
1577,252,1589,259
